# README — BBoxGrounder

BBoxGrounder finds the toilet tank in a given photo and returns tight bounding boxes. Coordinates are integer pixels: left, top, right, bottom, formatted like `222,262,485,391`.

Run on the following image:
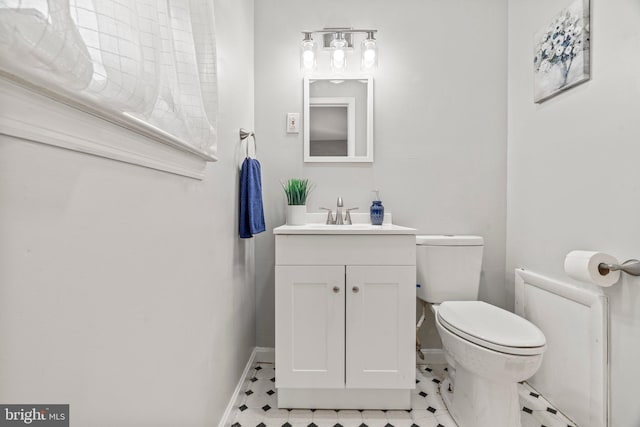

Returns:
416,235,484,303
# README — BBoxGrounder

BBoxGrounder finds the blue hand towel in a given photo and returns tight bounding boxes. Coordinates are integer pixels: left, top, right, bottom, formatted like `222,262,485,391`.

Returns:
239,157,266,238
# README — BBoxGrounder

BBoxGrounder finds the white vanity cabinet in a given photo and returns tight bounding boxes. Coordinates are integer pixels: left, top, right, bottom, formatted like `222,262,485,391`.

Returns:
273,224,416,409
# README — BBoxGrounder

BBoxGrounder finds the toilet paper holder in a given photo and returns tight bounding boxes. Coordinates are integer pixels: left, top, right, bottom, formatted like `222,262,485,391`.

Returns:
598,259,640,277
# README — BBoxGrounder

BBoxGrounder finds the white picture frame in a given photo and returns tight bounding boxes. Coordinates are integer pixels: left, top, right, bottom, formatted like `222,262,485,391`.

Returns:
533,0,591,103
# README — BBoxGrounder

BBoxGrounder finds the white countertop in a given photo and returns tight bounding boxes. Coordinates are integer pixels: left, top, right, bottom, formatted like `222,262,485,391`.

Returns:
273,212,416,235
274,223,416,235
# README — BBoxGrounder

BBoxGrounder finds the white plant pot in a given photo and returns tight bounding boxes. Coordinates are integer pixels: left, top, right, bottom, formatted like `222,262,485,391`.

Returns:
286,205,307,225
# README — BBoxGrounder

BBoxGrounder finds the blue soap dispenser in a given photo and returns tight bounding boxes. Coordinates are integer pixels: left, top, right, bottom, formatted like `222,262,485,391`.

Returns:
370,189,384,225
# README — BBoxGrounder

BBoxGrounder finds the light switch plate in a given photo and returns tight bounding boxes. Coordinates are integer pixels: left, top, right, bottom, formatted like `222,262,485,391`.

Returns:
287,113,300,133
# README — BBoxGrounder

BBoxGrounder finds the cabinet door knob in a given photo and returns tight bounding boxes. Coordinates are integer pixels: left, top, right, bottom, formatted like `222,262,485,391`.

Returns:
352,286,360,293
333,286,340,293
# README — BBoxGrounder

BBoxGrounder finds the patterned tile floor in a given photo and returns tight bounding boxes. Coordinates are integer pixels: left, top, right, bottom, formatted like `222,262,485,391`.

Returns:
230,362,578,427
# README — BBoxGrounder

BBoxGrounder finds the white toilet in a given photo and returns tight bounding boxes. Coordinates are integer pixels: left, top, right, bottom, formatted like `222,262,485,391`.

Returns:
416,235,546,427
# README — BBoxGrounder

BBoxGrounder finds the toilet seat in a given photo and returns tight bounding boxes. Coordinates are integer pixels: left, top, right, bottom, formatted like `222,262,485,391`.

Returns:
437,301,546,356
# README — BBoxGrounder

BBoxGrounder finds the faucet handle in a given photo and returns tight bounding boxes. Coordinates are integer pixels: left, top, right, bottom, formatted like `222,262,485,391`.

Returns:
345,207,359,225
337,197,343,207
319,207,335,224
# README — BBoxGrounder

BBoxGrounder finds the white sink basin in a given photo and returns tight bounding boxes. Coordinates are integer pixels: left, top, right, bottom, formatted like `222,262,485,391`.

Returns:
311,223,376,229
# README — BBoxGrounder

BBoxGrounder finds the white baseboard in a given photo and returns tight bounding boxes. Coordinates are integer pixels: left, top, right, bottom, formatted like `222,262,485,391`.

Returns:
418,348,447,365
254,346,274,363
218,348,257,427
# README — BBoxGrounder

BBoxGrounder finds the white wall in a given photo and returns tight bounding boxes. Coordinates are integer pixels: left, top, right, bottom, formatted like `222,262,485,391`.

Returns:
254,0,508,347
0,1,255,425
507,0,640,425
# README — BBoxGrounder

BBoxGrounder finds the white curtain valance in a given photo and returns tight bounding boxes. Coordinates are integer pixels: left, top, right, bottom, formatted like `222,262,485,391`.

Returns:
0,0,218,157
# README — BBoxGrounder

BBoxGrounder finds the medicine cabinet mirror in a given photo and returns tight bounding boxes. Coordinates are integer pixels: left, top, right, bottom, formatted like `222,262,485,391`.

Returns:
303,75,373,162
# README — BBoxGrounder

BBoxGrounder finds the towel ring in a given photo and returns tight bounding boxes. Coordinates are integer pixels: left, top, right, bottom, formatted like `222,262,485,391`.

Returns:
239,128,256,158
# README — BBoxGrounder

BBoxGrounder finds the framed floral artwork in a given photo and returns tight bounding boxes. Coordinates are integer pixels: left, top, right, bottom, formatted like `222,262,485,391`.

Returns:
533,0,590,102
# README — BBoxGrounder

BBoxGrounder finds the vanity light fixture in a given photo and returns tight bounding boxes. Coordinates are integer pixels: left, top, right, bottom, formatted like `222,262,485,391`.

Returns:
330,32,348,72
300,32,317,72
299,28,378,73
361,31,378,71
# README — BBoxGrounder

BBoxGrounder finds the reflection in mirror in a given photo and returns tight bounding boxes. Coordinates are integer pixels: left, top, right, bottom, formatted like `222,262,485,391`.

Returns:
303,76,373,162
309,97,354,157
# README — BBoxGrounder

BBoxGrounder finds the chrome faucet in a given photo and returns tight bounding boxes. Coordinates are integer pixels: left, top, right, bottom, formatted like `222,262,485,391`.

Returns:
335,197,344,225
321,198,358,225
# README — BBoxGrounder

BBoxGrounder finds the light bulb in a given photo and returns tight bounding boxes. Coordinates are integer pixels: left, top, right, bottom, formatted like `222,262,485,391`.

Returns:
300,33,317,73
303,50,315,67
330,33,348,72
361,32,378,71
363,49,375,62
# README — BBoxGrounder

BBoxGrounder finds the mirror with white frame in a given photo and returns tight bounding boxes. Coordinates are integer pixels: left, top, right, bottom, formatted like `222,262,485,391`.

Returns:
303,75,373,162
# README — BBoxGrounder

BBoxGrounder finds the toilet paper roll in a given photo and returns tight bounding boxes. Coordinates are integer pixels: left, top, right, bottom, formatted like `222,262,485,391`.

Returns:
564,250,621,287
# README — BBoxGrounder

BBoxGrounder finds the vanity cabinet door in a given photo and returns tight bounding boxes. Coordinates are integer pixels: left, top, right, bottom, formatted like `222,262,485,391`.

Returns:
345,265,416,389
275,265,346,389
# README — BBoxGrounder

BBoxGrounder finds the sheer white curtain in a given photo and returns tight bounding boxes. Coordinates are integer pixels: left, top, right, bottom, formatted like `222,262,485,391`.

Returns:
0,0,218,156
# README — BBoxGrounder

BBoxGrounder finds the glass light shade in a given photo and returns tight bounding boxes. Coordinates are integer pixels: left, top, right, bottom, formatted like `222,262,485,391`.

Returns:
300,36,317,72
361,37,378,71
330,33,348,72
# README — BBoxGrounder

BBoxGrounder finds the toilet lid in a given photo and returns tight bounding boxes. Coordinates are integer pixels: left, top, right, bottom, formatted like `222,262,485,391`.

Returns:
437,301,546,356
416,235,484,246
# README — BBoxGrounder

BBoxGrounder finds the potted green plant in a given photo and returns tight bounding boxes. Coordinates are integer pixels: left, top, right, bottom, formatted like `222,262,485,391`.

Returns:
281,178,313,225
